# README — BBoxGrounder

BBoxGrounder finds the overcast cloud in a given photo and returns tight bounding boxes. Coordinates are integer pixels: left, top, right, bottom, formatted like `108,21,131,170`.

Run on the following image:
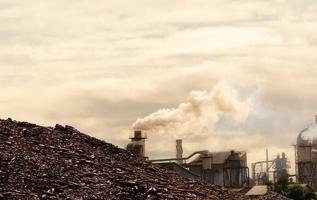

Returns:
1,0,317,171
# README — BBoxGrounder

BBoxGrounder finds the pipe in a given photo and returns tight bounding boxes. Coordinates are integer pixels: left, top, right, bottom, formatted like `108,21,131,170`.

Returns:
253,160,275,166
252,159,275,184
150,150,208,163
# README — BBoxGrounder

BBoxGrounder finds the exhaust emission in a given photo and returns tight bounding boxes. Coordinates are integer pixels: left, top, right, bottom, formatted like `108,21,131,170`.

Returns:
132,82,250,138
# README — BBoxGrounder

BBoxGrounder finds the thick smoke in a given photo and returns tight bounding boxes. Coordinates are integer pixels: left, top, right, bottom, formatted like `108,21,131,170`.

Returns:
132,82,250,138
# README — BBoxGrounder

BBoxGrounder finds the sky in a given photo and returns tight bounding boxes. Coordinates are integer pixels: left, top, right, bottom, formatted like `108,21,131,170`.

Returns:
1,0,317,173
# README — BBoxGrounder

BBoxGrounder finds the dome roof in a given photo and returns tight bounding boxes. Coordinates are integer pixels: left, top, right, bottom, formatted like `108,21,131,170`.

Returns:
297,123,317,147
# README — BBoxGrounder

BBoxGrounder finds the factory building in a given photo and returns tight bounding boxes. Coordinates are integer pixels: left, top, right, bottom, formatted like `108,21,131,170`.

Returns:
145,138,249,188
127,116,317,191
184,150,249,187
127,131,249,188
296,116,317,189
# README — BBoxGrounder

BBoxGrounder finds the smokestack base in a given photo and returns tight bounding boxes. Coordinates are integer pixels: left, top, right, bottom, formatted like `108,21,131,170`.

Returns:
127,130,147,159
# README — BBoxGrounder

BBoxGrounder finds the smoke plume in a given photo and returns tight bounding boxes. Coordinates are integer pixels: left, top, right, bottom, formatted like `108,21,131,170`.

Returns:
132,82,250,138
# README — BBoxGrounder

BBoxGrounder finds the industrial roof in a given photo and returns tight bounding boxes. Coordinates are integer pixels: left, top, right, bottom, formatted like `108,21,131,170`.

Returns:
297,123,317,146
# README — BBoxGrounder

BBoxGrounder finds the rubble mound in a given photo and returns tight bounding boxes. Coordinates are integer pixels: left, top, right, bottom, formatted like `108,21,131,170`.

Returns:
255,192,291,200
0,118,249,200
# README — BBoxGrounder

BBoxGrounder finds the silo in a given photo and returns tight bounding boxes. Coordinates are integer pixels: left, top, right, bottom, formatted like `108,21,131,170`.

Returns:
224,151,248,188
296,117,317,189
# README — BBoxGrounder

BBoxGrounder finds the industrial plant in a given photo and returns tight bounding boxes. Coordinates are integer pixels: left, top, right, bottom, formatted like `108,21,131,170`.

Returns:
151,143,250,188
126,115,317,197
252,150,290,185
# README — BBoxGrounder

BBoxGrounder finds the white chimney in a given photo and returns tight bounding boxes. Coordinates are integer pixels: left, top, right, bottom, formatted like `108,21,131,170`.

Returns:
176,139,183,164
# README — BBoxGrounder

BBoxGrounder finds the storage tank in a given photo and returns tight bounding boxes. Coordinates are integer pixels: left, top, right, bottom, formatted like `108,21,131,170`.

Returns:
224,151,242,188
296,117,317,189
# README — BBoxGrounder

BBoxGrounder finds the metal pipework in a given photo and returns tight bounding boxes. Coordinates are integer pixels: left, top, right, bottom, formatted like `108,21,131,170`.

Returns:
150,150,208,163
251,160,275,180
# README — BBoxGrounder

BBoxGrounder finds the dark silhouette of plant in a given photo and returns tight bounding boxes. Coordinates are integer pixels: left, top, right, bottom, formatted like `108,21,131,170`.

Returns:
274,177,317,200
287,185,305,200
274,177,289,196
266,181,274,191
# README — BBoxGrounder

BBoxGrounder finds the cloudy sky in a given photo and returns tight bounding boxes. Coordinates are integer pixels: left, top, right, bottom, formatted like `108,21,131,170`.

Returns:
1,0,317,172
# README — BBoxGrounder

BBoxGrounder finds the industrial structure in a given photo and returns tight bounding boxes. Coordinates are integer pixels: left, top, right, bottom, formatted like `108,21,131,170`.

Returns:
126,115,317,192
182,150,249,187
126,130,147,159
252,150,290,185
176,139,183,165
295,116,317,190
149,139,250,188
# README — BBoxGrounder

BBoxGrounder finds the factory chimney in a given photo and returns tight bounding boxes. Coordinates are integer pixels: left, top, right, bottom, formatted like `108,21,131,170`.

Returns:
266,148,269,173
315,115,317,124
127,130,147,159
176,139,183,164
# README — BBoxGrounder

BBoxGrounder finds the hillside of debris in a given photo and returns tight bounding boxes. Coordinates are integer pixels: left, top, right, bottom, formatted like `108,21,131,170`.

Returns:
0,118,289,200
255,192,291,200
